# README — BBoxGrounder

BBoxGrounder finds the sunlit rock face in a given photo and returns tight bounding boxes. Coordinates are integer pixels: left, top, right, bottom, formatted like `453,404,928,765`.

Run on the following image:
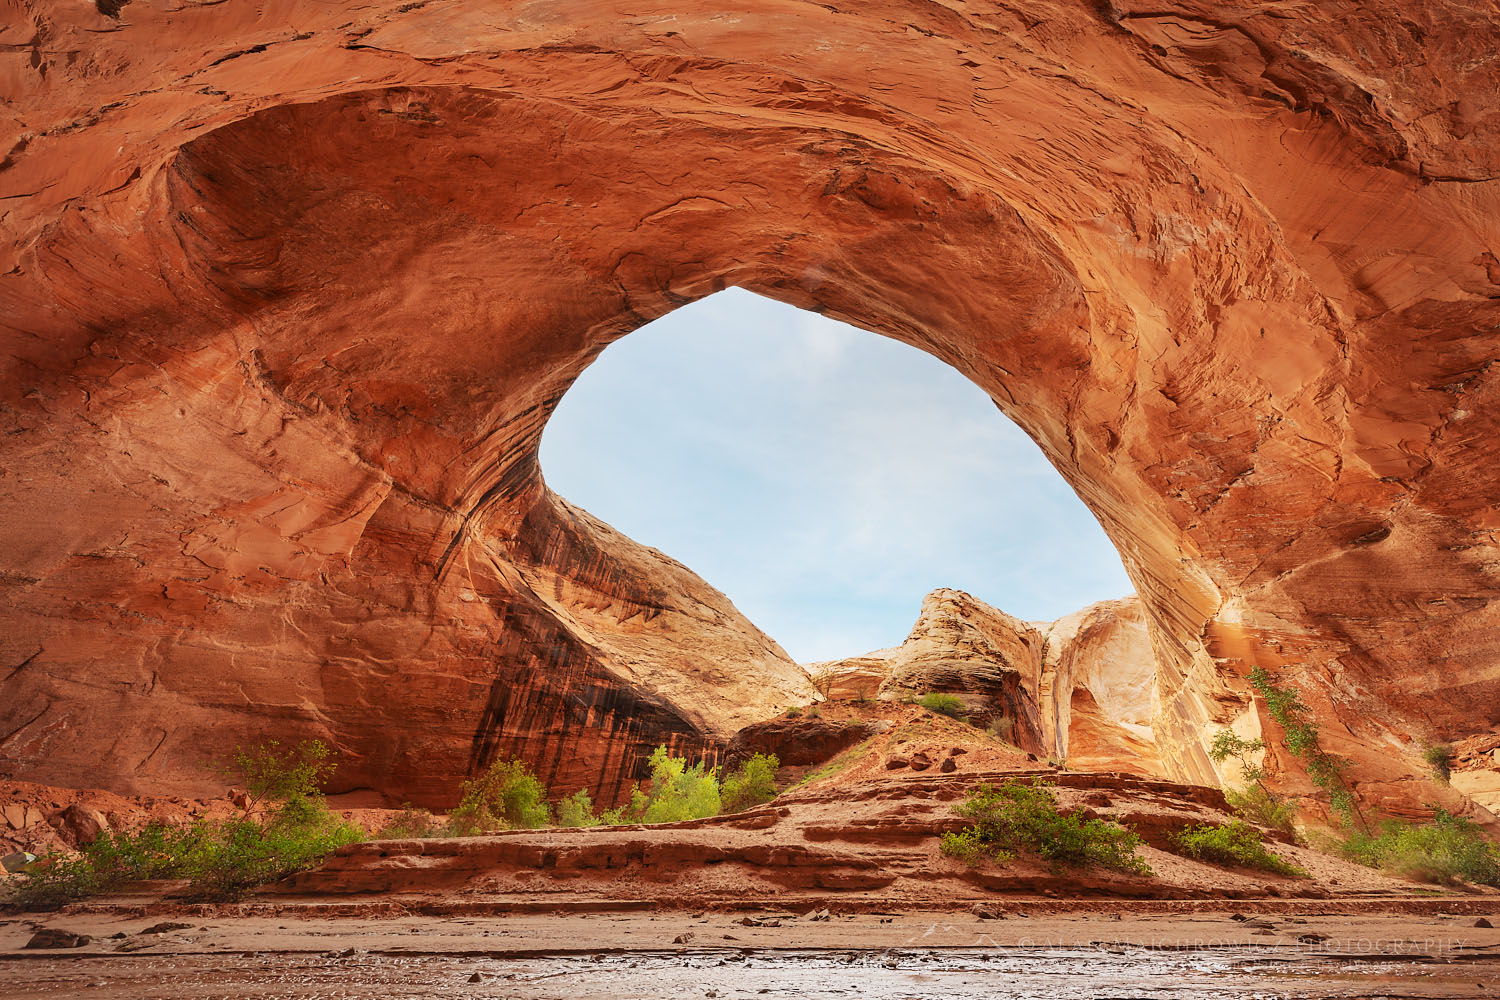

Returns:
3,1,1499,814
868,589,1050,754
814,590,1166,777
1040,598,1165,776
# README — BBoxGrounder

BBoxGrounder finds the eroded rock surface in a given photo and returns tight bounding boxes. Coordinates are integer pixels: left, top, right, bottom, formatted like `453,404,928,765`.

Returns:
3,1,1500,817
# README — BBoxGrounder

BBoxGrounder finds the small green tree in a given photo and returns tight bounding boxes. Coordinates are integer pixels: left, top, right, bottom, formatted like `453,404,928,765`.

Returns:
626,746,720,824
449,757,551,834
1423,743,1454,783
721,753,780,813
556,789,603,828
1206,729,1295,832
226,738,338,822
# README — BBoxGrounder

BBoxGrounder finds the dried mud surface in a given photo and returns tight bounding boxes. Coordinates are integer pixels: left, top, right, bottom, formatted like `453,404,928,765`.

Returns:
4,913,1500,999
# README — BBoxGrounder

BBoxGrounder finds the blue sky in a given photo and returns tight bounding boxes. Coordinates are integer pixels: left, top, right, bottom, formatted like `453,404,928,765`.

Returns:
539,288,1132,662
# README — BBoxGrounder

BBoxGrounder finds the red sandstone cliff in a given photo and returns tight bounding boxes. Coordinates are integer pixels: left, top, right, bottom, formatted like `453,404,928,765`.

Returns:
3,1,1499,818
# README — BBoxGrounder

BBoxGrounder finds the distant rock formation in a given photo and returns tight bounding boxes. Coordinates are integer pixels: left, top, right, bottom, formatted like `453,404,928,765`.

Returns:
810,589,1164,774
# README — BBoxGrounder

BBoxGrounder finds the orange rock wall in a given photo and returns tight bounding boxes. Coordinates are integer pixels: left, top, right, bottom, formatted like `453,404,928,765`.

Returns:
3,1,1499,813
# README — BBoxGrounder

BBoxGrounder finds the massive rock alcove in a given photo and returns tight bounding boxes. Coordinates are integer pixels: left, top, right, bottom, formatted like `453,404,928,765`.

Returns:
2,1,1498,817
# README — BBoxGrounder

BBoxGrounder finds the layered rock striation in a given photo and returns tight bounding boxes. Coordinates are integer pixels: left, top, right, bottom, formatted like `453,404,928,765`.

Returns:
3,1,1499,815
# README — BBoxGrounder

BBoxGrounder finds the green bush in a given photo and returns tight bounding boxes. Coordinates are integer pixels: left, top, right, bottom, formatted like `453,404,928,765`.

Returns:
918,693,966,718
785,706,803,718
1423,743,1454,783
12,822,211,907
12,739,363,906
1341,810,1499,887
449,757,552,834
942,779,1151,875
1171,821,1306,877
1223,785,1298,834
225,739,338,820
720,753,780,813
556,789,602,828
625,745,720,824
182,802,364,901
940,827,1012,866
1208,729,1297,834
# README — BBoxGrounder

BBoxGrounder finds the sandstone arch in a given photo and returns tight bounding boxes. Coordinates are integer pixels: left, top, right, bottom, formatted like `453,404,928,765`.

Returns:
3,1,1498,817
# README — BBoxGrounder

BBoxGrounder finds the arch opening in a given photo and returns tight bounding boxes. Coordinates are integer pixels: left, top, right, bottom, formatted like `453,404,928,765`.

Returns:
540,287,1134,663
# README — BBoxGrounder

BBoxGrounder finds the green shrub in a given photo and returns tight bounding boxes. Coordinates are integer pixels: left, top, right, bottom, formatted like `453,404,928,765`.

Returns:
944,779,1151,875
182,803,364,901
918,693,966,718
721,753,780,814
940,827,1012,866
1423,743,1454,783
1209,729,1297,833
1341,810,1499,887
557,789,609,828
1171,821,1307,876
449,757,551,834
1223,785,1298,834
12,739,363,906
225,738,337,821
785,706,802,718
625,745,720,824
11,822,211,907
376,803,440,839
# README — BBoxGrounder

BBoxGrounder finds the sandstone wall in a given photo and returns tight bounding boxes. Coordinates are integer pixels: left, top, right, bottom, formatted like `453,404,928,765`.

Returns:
3,1,1499,813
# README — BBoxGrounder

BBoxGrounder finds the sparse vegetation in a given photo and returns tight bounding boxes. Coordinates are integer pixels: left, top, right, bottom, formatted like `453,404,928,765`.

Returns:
556,788,626,828
797,738,875,788
1223,785,1299,834
448,756,552,834
785,706,803,718
1171,820,1307,877
11,739,364,906
941,779,1152,875
720,753,780,813
1340,810,1500,887
918,692,966,719
1249,667,1360,827
375,803,441,839
986,716,1015,743
1207,728,1296,833
1423,743,1454,783
624,745,720,823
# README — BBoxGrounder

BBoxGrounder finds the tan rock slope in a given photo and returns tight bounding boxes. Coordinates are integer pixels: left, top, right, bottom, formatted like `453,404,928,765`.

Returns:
3,1,1500,818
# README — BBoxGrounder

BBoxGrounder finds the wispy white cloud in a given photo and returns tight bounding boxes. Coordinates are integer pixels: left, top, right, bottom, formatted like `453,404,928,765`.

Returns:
540,288,1132,662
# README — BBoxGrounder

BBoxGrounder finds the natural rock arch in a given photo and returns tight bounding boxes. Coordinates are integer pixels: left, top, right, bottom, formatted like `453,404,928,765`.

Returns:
2,2,1497,817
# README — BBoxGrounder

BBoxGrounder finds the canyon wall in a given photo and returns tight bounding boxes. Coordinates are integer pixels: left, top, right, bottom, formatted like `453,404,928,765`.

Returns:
3,1,1499,815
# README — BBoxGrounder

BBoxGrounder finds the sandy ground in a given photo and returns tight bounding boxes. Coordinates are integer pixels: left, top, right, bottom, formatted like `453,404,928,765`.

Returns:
4,911,1500,998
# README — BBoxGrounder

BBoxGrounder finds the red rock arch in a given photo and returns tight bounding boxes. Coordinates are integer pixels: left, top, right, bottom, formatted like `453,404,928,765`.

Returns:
3,2,1498,817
